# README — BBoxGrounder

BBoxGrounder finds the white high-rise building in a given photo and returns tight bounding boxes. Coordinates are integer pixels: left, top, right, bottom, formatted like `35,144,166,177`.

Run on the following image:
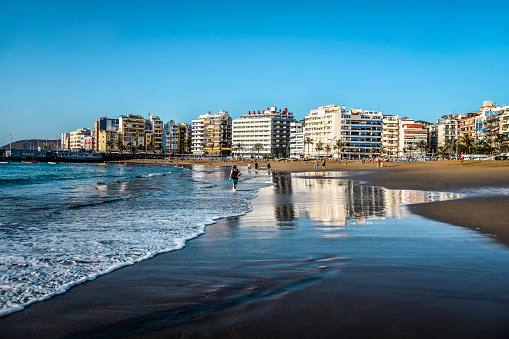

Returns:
232,107,295,158
289,121,305,159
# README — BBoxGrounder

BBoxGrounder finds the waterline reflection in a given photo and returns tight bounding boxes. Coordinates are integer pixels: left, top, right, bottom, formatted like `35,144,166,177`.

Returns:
252,172,461,228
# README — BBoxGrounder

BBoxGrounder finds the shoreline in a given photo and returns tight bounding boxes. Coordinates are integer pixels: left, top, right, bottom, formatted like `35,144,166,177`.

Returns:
1,168,508,338
126,159,509,247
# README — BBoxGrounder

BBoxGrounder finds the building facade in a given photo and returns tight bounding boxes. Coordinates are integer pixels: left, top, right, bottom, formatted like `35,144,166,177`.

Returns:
191,110,232,156
119,114,145,151
69,128,92,151
341,109,383,159
304,105,345,157
94,117,119,152
232,107,295,158
164,120,191,155
289,121,305,159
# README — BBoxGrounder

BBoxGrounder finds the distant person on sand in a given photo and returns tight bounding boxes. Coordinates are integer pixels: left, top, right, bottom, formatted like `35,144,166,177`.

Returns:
254,162,258,170
322,159,326,170
229,165,241,192
267,162,271,171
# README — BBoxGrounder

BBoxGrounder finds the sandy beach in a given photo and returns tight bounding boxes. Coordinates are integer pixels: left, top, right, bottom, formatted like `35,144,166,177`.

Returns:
1,160,508,338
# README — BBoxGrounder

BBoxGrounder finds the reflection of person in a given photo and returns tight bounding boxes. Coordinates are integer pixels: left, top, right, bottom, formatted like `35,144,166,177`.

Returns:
229,165,241,191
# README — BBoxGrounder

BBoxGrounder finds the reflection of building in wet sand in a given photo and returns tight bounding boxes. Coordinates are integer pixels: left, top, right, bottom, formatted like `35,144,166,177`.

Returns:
270,173,459,226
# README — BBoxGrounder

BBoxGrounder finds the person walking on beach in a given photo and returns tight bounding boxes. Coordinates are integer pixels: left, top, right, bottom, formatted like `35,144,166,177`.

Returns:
254,162,258,170
229,165,241,192
322,159,326,170
267,162,271,171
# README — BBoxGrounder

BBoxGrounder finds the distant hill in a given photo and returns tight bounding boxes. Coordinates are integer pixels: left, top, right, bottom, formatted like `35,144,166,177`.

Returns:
1,139,60,151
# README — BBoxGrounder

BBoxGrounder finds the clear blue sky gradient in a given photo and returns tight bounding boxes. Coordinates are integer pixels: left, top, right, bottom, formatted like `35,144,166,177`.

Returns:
1,0,508,146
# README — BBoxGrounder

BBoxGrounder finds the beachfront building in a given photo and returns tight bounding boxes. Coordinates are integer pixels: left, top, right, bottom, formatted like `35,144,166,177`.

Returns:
304,105,345,157
382,115,400,159
399,118,428,158
341,109,383,159
428,114,459,154
459,112,478,140
69,128,92,151
164,120,191,155
289,121,305,159
94,117,119,152
119,114,146,152
191,110,232,156
143,114,164,153
232,107,295,159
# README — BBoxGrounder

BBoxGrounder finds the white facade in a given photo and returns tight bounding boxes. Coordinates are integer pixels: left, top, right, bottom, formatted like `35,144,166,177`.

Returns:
304,105,345,157
382,115,400,158
289,121,305,159
429,115,459,154
232,107,295,158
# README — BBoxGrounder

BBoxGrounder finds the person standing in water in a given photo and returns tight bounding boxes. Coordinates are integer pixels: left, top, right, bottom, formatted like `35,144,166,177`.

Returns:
229,165,241,191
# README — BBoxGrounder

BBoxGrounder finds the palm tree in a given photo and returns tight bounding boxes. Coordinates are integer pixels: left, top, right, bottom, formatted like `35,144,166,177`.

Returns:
253,143,264,159
148,141,154,153
117,139,124,153
127,142,134,153
438,144,449,160
333,139,344,160
444,138,457,158
460,134,475,154
106,140,114,152
304,137,314,157
235,143,243,159
325,144,331,158
315,141,323,157
417,140,428,157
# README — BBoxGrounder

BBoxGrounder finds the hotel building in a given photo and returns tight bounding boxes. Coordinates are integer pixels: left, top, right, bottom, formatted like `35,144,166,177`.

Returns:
399,118,428,158
232,107,295,158
341,109,383,159
382,115,400,158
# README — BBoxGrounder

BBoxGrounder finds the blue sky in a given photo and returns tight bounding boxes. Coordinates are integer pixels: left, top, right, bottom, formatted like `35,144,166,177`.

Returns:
1,0,508,146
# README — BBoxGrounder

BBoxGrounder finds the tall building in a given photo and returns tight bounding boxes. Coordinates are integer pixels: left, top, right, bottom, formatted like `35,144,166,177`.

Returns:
94,117,119,152
341,109,383,159
60,132,70,150
304,105,382,159
145,114,164,152
164,120,191,155
69,128,92,151
232,107,295,158
191,110,232,156
382,115,400,158
399,118,428,157
289,121,305,159
304,105,345,157
428,114,459,154
119,114,145,151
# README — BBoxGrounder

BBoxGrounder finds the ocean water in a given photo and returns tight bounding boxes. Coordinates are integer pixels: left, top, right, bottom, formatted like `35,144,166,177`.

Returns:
0,162,271,316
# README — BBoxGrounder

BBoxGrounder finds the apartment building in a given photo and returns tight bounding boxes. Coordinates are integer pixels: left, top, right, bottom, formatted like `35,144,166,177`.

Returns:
399,118,428,157
191,110,232,156
164,120,191,154
341,109,383,159
382,115,400,158
232,107,295,158
289,121,305,159
69,128,92,151
119,114,145,151
304,105,345,157
145,114,164,152
60,132,70,150
94,117,119,152
428,114,459,154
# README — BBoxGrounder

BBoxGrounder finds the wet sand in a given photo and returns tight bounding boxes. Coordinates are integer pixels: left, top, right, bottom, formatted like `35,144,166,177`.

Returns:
1,162,509,338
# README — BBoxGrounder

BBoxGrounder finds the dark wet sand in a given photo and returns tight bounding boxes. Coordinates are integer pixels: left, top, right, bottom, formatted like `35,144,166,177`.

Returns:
1,171,509,338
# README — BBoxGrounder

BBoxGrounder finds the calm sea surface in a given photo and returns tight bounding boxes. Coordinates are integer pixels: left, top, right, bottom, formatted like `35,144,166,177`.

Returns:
0,162,270,316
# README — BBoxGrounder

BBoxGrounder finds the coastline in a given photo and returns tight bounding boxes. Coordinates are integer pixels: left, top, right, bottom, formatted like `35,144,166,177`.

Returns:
127,159,509,247
1,168,508,338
